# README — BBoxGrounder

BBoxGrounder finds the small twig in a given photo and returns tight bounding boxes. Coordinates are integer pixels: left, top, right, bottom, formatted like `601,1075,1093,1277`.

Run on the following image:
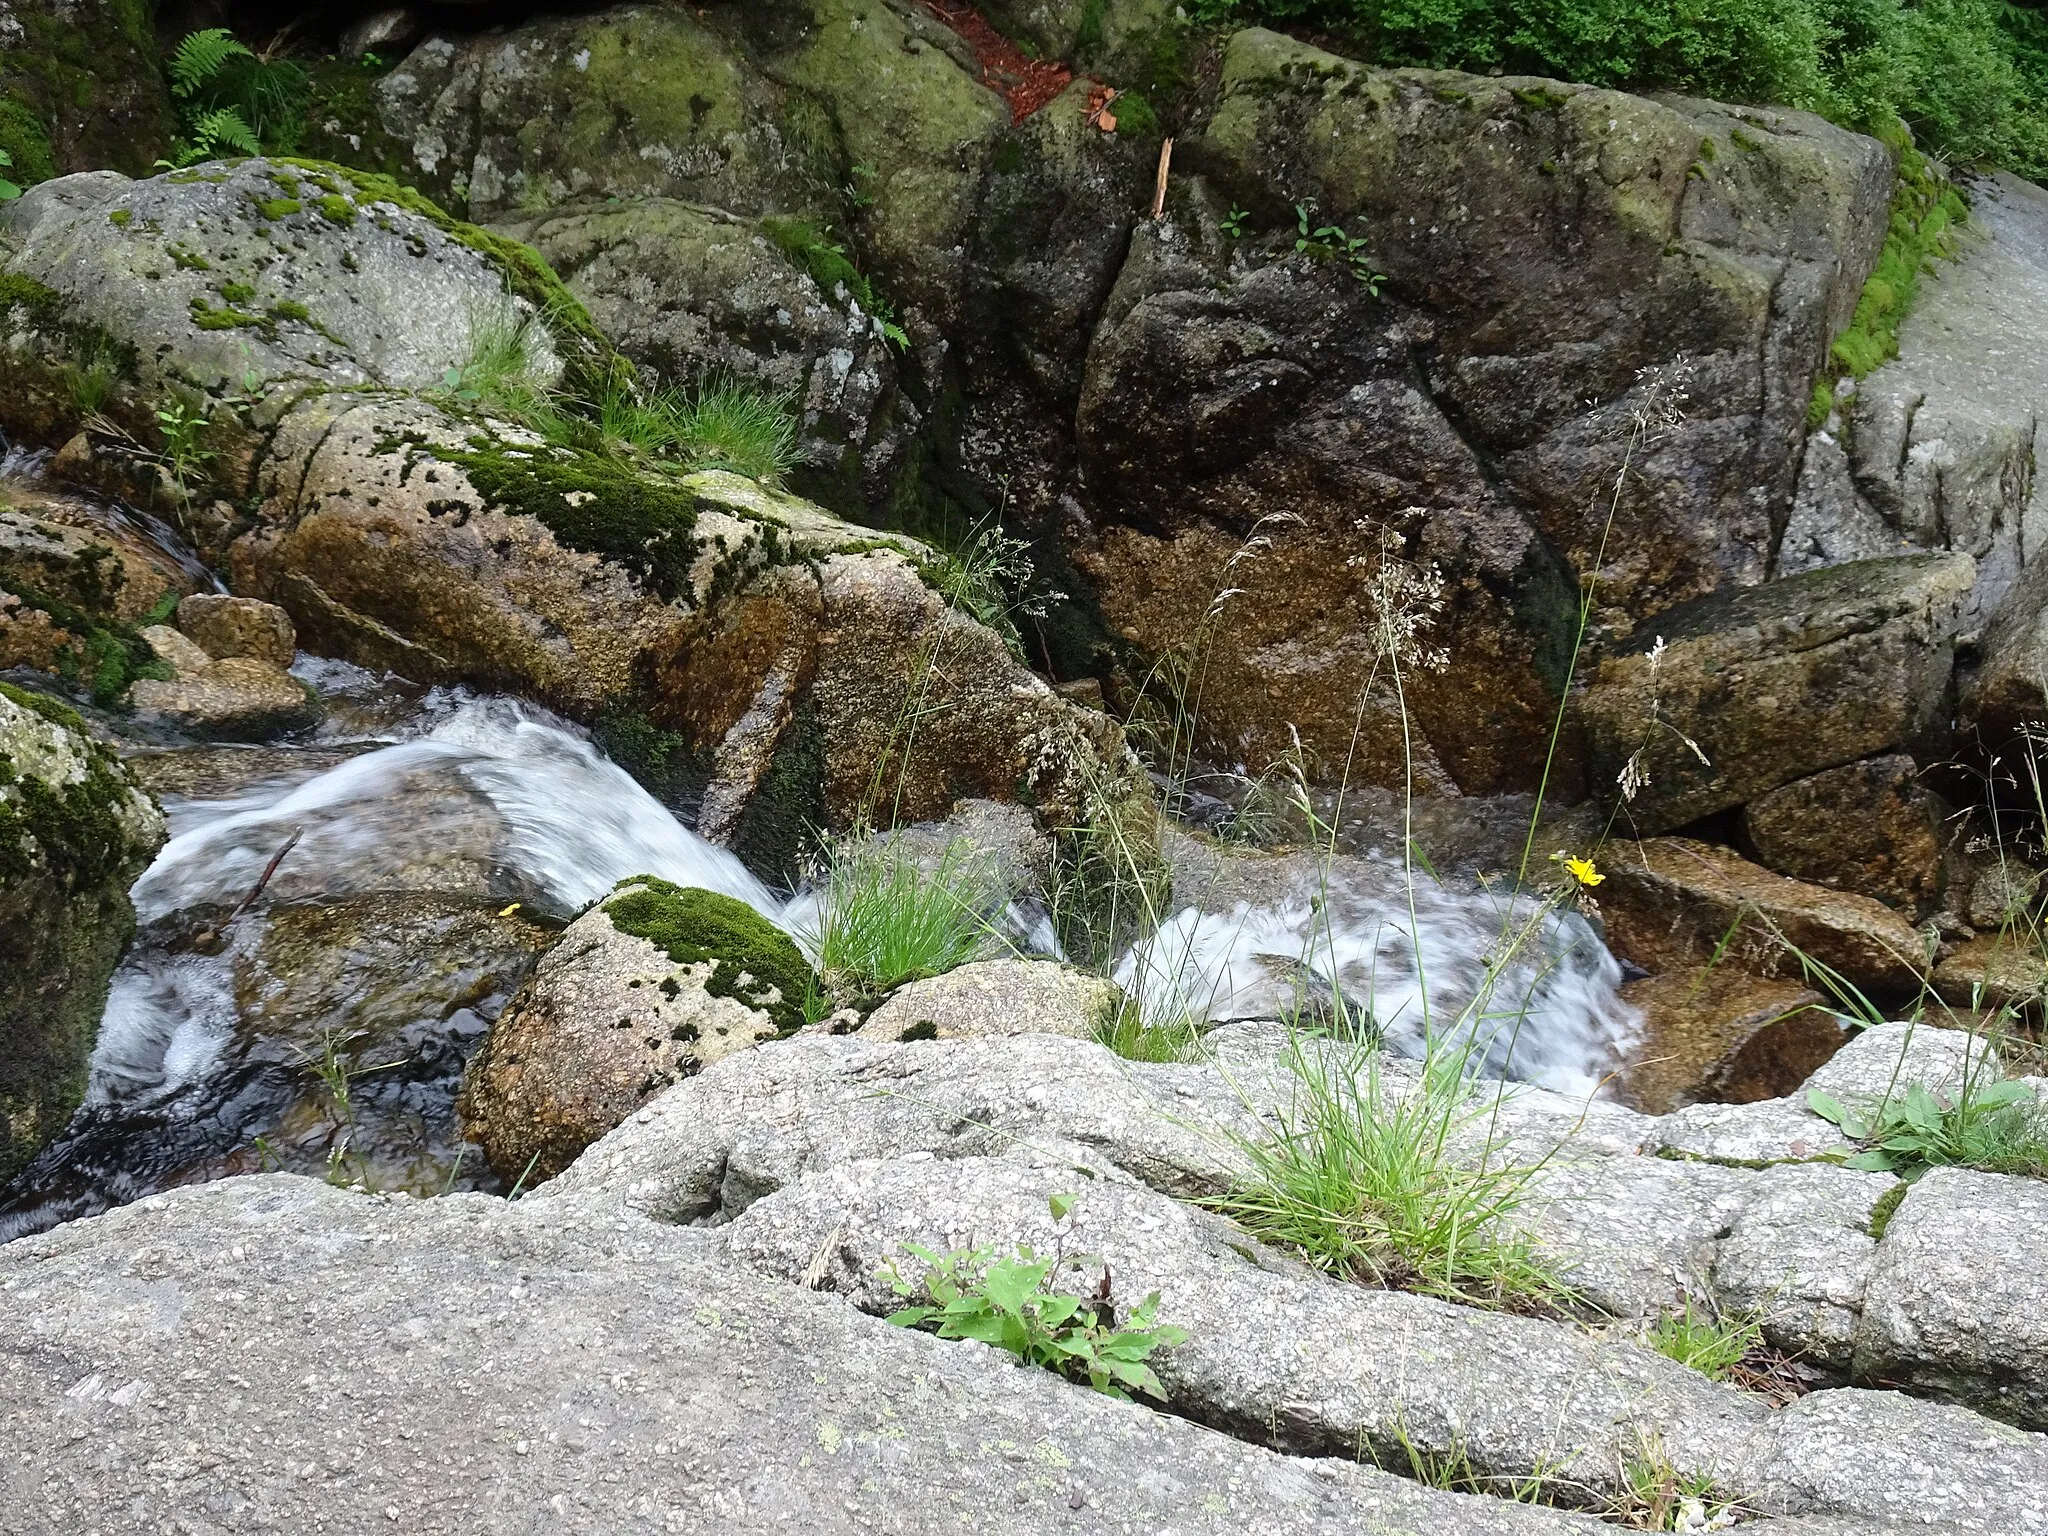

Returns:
226,826,302,925
1151,137,1174,220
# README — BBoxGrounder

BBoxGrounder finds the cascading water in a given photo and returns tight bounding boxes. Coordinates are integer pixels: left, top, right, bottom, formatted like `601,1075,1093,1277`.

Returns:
0,671,1637,1241
1115,874,1638,1099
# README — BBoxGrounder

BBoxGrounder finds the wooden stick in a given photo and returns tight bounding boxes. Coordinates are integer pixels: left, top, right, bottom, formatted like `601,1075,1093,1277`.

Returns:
225,826,302,925
1151,137,1174,220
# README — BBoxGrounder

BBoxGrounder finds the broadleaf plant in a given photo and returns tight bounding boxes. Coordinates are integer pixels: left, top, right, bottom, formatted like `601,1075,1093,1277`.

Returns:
883,1196,1188,1401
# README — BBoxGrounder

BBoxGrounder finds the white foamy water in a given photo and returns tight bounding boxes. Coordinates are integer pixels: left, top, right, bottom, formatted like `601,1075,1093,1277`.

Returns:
133,695,774,924
1115,861,1638,1096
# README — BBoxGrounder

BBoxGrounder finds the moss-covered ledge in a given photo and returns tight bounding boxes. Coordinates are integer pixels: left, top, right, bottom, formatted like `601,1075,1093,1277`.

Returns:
0,680,166,1184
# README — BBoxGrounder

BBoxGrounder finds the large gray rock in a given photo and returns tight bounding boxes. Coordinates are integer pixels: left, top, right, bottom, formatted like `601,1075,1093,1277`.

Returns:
0,1173,1622,1536
1854,1167,2048,1429
0,684,165,1184
0,159,562,421
1579,555,1975,832
1796,173,2048,634
497,198,910,513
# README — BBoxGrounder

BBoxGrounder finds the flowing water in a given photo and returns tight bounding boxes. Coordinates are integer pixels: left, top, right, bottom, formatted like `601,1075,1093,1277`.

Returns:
0,475,1639,1240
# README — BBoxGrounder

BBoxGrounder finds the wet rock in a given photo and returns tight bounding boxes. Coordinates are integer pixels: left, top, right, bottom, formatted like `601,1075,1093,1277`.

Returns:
1581,554,1975,833
125,626,317,743
1068,29,1892,788
224,893,552,1195
1744,755,1952,917
0,498,185,623
1856,1167,2048,1429
1617,968,1849,1115
174,594,295,668
498,198,907,513
459,878,815,1186
0,682,165,1184
858,959,1122,1042
1933,933,2048,1011
0,1172,1633,1536
1599,837,1928,994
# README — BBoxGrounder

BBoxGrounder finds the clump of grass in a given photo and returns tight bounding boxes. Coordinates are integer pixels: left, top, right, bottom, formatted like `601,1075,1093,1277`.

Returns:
439,298,558,419
1094,998,1207,1063
1643,1297,1763,1381
812,834,1010,999
932,509,1048,661
653,377,801,483
1215,1032,1565,1309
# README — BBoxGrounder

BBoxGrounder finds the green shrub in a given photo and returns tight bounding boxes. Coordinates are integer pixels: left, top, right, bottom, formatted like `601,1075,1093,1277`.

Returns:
1191,0,2048,177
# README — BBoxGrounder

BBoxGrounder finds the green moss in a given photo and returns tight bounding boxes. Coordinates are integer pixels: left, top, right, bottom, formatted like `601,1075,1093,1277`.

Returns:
252,196,302,220
1806,376,1835,430
1867,1180,1908,1240
0,272,65,326
0,577,168,708
1113,92,1161,138
433,436,702,602
218,281,256,304
167,244,211,271
1512,86,1570,110
0,682,144,889
594,700,705,799
315,193,355,226
604,877,813,1036
189,296,269,333
0,94,55,186
107,209,132,228
1827,147,1968,379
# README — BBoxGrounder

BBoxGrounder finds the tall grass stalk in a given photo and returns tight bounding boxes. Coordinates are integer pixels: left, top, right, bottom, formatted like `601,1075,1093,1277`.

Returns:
811,834,1011,998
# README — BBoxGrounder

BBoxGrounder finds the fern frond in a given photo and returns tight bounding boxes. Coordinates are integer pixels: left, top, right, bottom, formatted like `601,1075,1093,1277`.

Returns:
189,107,261,159
169,28,254,98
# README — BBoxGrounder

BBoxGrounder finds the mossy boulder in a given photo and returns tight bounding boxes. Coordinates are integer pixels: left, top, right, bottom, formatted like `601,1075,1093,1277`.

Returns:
327,5,838,224
0,159,576,457
496,197,909,515
458,877,813,1184
1064,30,1895,791
0,0,174,181
0,680,166,1185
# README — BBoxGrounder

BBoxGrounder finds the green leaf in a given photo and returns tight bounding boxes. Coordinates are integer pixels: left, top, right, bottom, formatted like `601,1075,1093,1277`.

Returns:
1970,1081,2033,1110
980,1255,1051,1318
1900,1085,1944,1134
1048,1192,1077,1223
1806,1088,1849,1127
886,1305,938,1328
1846,1149,1895,1172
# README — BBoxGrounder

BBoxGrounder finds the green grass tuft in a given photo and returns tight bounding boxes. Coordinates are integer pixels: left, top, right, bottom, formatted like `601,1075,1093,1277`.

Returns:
812,835,1010,1000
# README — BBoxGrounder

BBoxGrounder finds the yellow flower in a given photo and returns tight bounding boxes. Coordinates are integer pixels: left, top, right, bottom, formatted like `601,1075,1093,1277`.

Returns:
1562,855,1604,888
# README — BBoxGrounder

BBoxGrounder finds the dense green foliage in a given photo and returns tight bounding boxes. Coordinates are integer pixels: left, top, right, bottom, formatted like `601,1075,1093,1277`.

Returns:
1194,0,2048,176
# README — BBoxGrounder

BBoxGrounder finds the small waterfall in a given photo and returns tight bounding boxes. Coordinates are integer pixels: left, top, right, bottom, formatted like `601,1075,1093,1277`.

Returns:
1115,860,1638,1097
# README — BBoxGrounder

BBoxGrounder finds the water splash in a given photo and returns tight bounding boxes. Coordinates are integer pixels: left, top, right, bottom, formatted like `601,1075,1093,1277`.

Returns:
1115,858,1638,1096
133,694,775,923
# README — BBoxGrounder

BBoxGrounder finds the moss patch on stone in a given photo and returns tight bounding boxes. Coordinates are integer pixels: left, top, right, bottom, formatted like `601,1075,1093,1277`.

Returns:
1820,139,1968,405
730,704,828,885
0,682,145,888
604,876,813,1036
437,437,703,602
0,577,172,706
1867,1179,1909,1240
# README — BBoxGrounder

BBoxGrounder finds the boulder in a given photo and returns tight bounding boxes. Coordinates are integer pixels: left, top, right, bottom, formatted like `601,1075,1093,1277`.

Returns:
174,594,296,668
124,625,317,742
1802,173,2048,636
459,878,815,1185
1064,28,1893,787
1580,554,1974,832
1743,755,1952,917
497,197,909,513
1933,933,2048,1011
857,958,1122,1042
0,492,187,624
0,161,1146,848
1856,1167,2048,1429
1600,838,1928,994
1616,967,1849,1115
0,682,165,1184
0,1172,1634,1536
